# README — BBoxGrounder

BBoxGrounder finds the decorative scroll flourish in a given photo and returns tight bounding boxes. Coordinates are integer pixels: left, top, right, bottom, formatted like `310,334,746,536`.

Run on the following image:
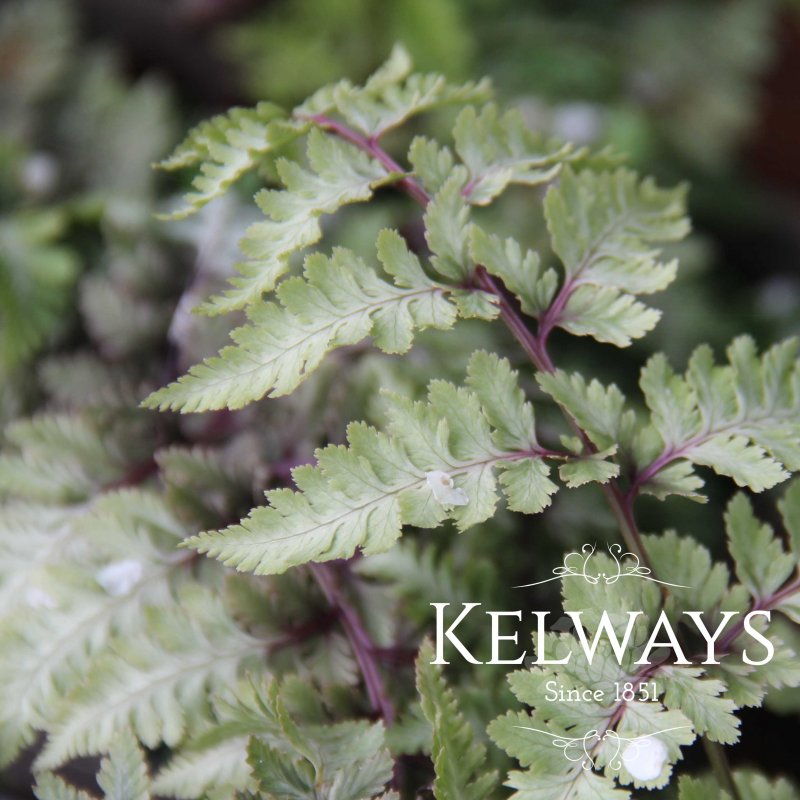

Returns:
515,542,690,589
512,725,691,771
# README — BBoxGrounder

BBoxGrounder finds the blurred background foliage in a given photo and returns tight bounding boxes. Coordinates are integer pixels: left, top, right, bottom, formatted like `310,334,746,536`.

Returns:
1,0,800,792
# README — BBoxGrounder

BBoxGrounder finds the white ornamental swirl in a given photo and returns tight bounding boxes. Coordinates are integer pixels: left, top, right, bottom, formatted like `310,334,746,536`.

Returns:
512,725,691,771
515,542,689,589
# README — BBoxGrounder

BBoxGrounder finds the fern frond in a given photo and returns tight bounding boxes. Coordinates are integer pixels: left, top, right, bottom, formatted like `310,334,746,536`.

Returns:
201,128,391,315
637,336,800,496
36,585,264,769
536,370,637,453
641,530,734,616
454,105,575,205
184,352,600,575
679,771,799,800
156,445,255,526
35,730,150,800
541,167,689,346
158,102,303,219
157,675,392,800
143,234,459,412
152,676,301,798
416,640,497,800
97,730,151,800
34,774,95,800
297,44,490,140
489,553,699,797
470,226,558,317
0,414,138,503
693,485,800,709
245,679,393,800
725,488,798,603
0,210,80,374
490,497,800,797
0,504,76,612
0,491,186,766
39,353,142,411
780,474,800,543
658,666,739,745
152,737,253,799
409,136,457,196
424,174,473,283
152,675,305,799
80,274,172,359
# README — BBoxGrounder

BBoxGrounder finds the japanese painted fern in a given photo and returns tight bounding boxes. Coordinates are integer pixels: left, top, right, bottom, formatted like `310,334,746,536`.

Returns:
3,45,800,800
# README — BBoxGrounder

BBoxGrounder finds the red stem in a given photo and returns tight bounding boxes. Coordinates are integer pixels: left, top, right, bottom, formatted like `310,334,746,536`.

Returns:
307,112,651,567
103,456,159,492
536,274,578,351
309,562,395,724
627,439,701,501
309,116,556,374
302,113,800,786
304,114,431,207
717,575,800,654
268,607,340,654
474,268,554,372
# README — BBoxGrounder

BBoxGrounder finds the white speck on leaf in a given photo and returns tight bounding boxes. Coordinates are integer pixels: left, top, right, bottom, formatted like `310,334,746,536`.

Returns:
426,470,469,507
96,559,144,596
622,736,667,781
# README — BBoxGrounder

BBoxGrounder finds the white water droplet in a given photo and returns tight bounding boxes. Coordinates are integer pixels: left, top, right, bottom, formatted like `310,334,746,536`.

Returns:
426,470,469,507
622,736,667,781
96,559,143,596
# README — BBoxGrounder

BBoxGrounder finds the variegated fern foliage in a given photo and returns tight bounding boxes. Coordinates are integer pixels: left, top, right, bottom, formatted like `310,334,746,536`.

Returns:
3,45,800,800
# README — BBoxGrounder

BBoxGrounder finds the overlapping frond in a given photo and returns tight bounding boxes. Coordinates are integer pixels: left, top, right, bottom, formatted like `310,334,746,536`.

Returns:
542,168,689,346
36,585,265,769
491,482,800,797
416,640,497,800
454,105,576,205
6,40,798,800
0,490,186,766
143,233,460,412
296,44,491,139
185,352,616,575
0,413,152,503
158,102,304,219
201,129,391,314
35,730,151,800
536,337,800,499
490,552,695,797
637,336,800,496
245,682,393,800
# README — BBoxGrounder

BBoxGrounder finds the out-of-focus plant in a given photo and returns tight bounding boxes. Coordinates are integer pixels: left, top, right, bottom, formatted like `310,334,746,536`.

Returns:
464,0,777,173
221,0,777,173
0,0,177,423
220,0,474,106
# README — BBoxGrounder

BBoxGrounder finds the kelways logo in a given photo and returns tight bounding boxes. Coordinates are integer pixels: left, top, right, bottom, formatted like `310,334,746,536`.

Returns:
430,543,775,668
